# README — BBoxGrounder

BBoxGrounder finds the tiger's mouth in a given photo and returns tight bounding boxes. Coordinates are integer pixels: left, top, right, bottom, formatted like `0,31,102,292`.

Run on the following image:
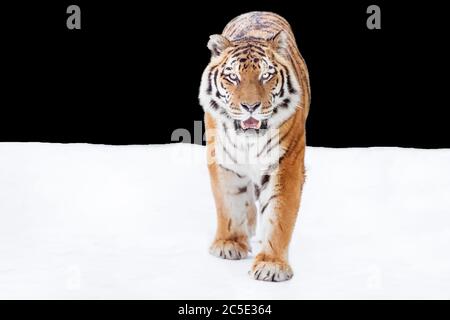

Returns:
234,119,268,132
240,117,261,130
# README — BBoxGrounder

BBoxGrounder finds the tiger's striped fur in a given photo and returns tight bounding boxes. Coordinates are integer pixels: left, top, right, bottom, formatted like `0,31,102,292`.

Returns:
199,11,310,282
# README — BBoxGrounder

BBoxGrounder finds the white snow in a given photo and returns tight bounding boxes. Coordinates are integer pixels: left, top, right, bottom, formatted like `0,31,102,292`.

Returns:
0,142,450,299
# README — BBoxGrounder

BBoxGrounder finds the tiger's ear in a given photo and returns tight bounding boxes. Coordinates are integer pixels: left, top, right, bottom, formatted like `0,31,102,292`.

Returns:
207,34,231,57
270,31,289,57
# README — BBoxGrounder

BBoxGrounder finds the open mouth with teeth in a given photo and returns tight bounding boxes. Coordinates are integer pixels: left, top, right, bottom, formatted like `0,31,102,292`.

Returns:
234,118,268,132
240,117,261,130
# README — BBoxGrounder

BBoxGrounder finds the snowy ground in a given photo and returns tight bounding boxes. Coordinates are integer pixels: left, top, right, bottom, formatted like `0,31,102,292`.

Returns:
0,143,449,299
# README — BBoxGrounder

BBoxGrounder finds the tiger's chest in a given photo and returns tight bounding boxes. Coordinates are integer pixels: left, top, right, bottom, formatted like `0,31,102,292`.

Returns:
215,125,284,184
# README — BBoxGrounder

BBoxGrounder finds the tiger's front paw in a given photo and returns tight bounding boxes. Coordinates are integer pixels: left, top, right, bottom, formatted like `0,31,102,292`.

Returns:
209,239,249,260
250,255,293,282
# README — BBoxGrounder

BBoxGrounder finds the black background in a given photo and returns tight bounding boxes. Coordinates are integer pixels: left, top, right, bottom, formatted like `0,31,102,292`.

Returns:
2,1,448,147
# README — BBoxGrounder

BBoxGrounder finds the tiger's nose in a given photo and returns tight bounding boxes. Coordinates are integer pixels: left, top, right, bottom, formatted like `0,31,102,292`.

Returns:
240,102,261,113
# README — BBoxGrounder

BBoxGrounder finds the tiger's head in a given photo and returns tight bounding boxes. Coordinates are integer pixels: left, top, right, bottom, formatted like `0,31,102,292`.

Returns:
199,32,301,135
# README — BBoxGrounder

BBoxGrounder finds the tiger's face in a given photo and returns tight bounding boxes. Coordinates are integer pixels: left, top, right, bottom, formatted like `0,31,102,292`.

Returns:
199,32,301,134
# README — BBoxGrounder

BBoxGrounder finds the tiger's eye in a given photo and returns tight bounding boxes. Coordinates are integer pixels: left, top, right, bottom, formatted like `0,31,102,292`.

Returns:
229,73,238,80
262,72,271,80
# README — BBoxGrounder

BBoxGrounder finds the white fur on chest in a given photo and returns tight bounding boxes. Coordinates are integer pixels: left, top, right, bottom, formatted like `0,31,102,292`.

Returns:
214,124,284,183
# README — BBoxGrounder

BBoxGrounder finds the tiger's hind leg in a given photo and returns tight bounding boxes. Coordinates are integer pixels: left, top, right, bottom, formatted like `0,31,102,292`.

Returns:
208,163,254,260
246,184,257,238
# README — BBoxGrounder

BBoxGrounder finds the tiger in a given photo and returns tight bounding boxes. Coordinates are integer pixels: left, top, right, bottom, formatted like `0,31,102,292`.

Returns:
199,11,310,282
